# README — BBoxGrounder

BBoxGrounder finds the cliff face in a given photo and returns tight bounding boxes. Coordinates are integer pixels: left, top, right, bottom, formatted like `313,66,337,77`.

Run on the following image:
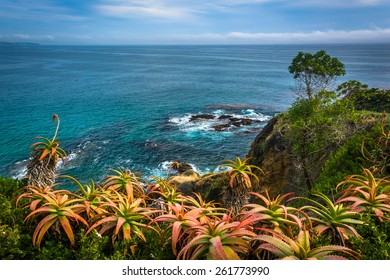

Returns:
246,115,297,196
247,113,377,197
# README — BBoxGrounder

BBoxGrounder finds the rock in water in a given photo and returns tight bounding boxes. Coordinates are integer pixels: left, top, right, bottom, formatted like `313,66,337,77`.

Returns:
171,161,194,174
189,114,215,121
168,170,201,195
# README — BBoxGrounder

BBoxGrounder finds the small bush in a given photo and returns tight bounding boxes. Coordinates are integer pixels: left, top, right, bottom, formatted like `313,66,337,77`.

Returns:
314,125,382,194
349,213,390,260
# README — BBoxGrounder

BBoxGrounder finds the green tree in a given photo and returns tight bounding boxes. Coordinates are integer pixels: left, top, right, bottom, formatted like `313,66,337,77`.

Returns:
286,91,356,190
288,50,346,99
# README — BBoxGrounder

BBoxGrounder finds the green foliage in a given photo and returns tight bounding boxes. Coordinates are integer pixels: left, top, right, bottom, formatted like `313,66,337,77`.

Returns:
0,177,26,199
0,225,25,259
75,229,110,260
313,127,379,194
126,227,175,260
361,113,390,175
349,212,390,260
288,50,346,99
337,81,390,112
286,91,356,190
36,240,74,260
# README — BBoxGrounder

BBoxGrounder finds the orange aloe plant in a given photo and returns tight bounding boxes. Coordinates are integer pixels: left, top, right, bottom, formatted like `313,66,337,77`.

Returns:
148,176,187,207
153,203,204,255
16,184,70,211
336,168,390,221
221,157,263,214
86,191,159,243
237,191,304,237
103,168,145,200
26,114,67,188
177,214,256,260
23,191,88,249
61,175,108,218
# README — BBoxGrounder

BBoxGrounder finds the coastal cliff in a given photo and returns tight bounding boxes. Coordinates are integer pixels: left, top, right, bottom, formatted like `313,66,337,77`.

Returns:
170,108,383,201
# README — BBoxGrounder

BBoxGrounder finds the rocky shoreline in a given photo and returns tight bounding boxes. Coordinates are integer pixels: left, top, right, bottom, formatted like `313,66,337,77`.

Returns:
187,113,262,132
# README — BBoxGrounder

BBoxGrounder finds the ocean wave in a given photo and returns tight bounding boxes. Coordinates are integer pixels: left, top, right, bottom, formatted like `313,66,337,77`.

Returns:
168,108,271,133
145,161,231,180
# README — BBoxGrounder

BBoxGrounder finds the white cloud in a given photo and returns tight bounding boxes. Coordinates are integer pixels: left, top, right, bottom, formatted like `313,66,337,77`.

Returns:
176,28,390,44
289,0,390,7
95,0,198,20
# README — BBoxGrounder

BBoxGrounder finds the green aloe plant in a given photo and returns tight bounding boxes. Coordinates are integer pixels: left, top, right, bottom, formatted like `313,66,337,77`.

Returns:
177,215,256,260
221,157,263,214
251,229,360,260
297,192,363,245
336,168,390,221
26,114,67,188
23,191,88,249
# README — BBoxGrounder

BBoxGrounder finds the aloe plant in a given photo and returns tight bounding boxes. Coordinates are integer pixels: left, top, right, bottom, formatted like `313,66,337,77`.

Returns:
184,193,227,218
86,192,158,243
153,203,204,255
336,168,390,221
251,229,360,260
238,191,304,237
177,215,256,260
61,175,108,218
26,114,67,188
221,157,263,214
297,192,363,245
16,184,69,211
148,177,187,208
103,168,145,201
24,191,88,249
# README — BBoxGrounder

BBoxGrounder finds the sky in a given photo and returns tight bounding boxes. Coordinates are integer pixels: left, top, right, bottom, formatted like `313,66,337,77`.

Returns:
0,0,390,44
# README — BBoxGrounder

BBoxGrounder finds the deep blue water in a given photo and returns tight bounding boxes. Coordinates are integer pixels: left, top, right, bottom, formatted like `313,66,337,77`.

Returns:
0,44,389,187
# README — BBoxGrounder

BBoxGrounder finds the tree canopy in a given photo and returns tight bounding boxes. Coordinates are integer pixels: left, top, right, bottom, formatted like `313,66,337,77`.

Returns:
288,50,346,99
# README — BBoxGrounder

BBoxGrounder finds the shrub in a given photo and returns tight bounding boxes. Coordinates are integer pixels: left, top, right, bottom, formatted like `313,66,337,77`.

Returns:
314,125,381,194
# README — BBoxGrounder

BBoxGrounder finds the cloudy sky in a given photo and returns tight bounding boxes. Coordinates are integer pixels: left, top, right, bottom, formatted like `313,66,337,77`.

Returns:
1,0,390,44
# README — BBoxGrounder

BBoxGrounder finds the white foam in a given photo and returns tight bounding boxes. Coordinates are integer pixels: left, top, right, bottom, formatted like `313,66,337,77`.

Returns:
169,114,192,125
12,166,27,180
214,165,232,173
212,109,225,115
169,108,271,134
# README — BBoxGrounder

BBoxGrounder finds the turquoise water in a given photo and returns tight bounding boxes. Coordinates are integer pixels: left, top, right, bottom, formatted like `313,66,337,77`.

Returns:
1,44,389,185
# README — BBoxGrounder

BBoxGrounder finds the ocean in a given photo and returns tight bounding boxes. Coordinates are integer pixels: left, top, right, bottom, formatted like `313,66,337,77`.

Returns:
1,44,389,189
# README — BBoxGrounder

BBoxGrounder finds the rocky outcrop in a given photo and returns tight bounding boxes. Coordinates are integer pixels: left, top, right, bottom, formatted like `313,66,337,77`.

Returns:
194,172,227,202
168,170,201,195
188,113,263,132
246,115,296,196
170,161,194,174
246,113,378,197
